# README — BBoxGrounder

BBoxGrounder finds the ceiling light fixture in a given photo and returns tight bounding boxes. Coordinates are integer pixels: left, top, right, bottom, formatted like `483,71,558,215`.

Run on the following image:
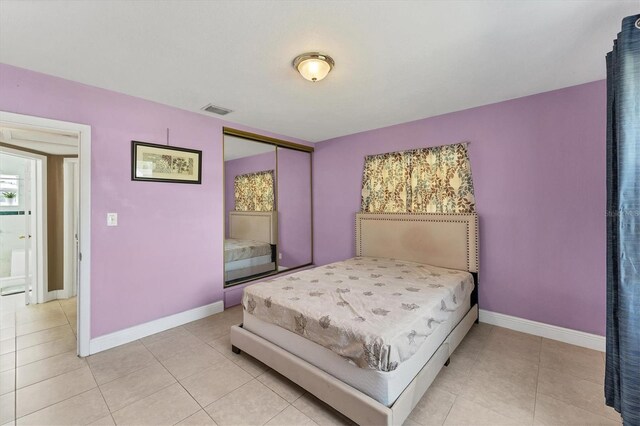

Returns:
293,52,335,82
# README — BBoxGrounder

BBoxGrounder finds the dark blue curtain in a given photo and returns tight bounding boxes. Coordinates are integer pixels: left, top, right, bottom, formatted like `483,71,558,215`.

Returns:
606,14,640,425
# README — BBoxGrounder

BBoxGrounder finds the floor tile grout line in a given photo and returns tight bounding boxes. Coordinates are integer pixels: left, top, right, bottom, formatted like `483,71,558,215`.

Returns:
198,378,255,417
9,298,87,423
443,326,535,424
13,324,76,352
440,326,485,426
216,351,263,378
138,325,270,422
13,336,78,369
262,401,293,425
83,354,115,423
12,311,69,330
170,408,216,426
480,331,612,425
12,308,17,424
6,311,70,328
87,343,163,388
204,335,271,379
14,388,98,424
14,353,87,392
440,394,458,425
106,381,177,418
534,361,606,385
138,336,209,422
91,326,226,389
13,310,67,324
14,381,100,421
534,384,620,423
58,300,74,331
13,321,73,341
530,337,542,426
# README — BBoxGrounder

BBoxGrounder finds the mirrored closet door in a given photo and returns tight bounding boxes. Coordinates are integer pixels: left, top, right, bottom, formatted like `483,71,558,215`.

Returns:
223,129,312,287
276,147,312,270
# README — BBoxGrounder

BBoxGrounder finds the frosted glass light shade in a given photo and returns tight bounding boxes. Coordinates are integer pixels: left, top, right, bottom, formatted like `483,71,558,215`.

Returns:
293,53,334,82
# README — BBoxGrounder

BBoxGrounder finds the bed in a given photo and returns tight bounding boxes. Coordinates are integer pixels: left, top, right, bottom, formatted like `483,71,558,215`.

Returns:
225,211,277,282
230,212,478,425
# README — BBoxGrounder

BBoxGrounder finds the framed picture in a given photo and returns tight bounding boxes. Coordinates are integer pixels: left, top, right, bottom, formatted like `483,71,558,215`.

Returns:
132,141,202,184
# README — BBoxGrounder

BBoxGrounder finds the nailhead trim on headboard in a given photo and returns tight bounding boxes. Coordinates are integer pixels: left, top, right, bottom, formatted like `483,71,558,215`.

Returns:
354,213,479,274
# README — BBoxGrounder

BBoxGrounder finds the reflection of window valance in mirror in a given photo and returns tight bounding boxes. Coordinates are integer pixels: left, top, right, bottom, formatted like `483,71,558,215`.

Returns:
361,142,475,213
234,170,275,211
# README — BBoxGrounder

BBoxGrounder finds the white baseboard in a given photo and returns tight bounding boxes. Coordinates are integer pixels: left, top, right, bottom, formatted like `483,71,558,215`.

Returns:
479,309,605,352
89,301,224,355
44,289,67,302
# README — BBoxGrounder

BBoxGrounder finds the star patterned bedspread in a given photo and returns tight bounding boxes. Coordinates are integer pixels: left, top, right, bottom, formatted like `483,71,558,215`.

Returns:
242,256,474,372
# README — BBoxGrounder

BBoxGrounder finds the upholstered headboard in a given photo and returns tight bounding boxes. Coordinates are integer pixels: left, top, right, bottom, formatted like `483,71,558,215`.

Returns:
229,211,278,244
355,213,478,273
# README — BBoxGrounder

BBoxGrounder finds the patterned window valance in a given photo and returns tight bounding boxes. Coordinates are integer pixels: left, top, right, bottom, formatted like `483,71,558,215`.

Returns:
361,152,411,214
234,170,275,211
361,143,475,213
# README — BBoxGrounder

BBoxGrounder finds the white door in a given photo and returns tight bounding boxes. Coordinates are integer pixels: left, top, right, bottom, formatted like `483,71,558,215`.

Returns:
1,151,43,304
63,158,79,298
22,160,33,305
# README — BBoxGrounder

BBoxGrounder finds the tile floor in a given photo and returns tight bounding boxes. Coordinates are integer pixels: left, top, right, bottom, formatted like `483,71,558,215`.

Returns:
0,293,621,425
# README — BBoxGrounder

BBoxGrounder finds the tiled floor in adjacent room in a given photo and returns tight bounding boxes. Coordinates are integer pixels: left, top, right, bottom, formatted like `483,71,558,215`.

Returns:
0,294,621,425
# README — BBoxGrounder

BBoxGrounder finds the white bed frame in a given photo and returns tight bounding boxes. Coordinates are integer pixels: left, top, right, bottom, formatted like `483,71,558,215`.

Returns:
225,211,277,281
230,212,479,425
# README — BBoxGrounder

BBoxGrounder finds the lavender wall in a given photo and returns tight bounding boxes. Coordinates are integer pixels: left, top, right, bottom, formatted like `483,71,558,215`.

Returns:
0,63,308,338
313,81,607,335
277,147,312,268
224,151,276,238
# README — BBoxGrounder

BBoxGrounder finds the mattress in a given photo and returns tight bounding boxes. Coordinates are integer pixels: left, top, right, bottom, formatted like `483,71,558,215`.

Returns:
224,238,272,262
244,293,471,406
225,255,273,272
242,257,474,372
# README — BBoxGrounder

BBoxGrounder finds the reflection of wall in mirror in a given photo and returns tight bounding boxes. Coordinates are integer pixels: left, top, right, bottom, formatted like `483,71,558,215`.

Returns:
224,151,275,237
277,148,312,268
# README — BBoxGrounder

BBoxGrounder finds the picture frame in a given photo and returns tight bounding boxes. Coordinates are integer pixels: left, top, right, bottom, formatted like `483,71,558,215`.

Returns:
131,141,202,184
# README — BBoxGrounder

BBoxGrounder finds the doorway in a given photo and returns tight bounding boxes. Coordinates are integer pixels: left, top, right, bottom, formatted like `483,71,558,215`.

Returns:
0,111,91,356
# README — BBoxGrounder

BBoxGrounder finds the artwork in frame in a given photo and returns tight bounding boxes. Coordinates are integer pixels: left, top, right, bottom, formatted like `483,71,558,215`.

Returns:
132,141,202,184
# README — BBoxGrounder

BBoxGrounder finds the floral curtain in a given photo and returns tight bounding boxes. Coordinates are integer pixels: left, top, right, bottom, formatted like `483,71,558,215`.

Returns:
361,152,411,213
410,143,475,213
234,170,275,211
361,143,475,213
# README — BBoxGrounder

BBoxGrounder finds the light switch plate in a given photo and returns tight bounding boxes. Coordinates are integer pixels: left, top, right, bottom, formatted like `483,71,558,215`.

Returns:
107,213,118,227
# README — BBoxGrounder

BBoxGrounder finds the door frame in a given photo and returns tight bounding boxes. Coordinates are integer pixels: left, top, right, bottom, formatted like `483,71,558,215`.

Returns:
0,111,92,357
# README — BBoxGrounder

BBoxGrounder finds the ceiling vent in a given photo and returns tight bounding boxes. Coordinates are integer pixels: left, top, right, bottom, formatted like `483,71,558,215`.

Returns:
201,103,233,115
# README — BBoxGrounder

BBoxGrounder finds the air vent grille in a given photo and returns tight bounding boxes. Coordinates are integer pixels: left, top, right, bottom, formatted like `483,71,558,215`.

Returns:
201,104,233,115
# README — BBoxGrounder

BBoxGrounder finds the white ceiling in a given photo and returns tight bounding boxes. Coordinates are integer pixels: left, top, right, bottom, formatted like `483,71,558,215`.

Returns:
224,135,275,161
0,126,79,155
0,1,636,142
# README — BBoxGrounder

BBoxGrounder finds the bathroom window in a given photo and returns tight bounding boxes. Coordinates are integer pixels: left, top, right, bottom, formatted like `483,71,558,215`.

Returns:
0,175,19,207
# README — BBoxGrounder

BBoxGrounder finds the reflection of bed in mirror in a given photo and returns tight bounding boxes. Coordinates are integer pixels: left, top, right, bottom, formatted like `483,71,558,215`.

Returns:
225,211,277,282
